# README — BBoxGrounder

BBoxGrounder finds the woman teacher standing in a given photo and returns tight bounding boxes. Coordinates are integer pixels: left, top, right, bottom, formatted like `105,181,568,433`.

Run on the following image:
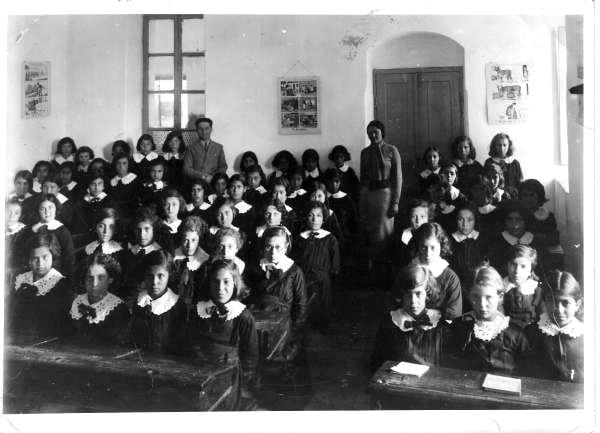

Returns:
360,120,402,287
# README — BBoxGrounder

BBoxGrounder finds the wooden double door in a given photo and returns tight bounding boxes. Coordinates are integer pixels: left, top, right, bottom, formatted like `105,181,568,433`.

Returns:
373,67,465,201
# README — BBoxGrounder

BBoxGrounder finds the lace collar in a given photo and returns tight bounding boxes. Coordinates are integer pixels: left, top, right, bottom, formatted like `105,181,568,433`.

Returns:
537,312,584,339
32,178,42,193
85,240,123,256
129,242,161,255
453,158,475,168
6,222,26,236
163,152,182,161
300,228,331,239
53,154,75,164
70,292,123,324
288,188,307,199
401,228,413,245
501,230,534,246
173,247,209,271
144,180,166,190
255,185,267,194
196,299,246,321
503,276,538,296
420,167,440,178
14,268,64,296
452,230,480,242
64,181,78,191
337,163,349,173
284,204,293,213
449,186,460,201
84,192,108,203
491,156,515,164
234,201,253,214
55,193,68,205
478,204,497,215
390,308,441,332
305,168,320,179
260,256,294,274
186,202,211,211
208,192,229,203
164,219,182,234
534,207,550,221
209,225,239,235
77,164,90,173
132,151,158,163
137,288,179,316
439,202,456,214
32,219,63,232
473,313,510,341
331,191,347,199
110,172,137,186
411,257,449,278
493,188,505,202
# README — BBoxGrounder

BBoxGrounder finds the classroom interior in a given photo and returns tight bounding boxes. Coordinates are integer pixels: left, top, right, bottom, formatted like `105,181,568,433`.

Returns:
5,14,588,412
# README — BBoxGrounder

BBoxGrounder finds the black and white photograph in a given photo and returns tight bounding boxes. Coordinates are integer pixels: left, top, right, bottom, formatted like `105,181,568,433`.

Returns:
2,2,596,432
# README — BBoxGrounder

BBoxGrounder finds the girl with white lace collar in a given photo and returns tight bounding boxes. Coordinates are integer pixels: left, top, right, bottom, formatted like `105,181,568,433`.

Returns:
242,164,269,208
409,222,462,320
57,161,84,202
132,133,160,180
418,146,442,182
108,153,140,219
371,263,451,372
208,200,243,244
31,160,53,194
395,199,431,269
160,190,184,247
140,159,169,207
502,245,543,328
440,163,465,205
52,136,77,169
80,175,114,232
450,266,530,375
287,167,308,207
83,207,124,260
68,254,130,345
191,259,258,388
213,227,247,276
524,270,584,382
8,233,71,339
308,183,344,244
483,162,511,205
131,250,186,354
207,172,229,204
228,174,256,235
450,135,483,191
483,133,523,194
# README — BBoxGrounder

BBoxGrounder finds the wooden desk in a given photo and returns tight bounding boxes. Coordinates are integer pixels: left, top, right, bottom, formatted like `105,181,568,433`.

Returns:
368,361,584,410
253,310,290,361
4,338,241,413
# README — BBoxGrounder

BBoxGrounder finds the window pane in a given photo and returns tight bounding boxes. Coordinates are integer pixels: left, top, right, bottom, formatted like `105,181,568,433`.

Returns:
148,93,175,128
148,56,174,90
148,19,174,53
182,18,205,52
181,93,206,129
182,56,206,90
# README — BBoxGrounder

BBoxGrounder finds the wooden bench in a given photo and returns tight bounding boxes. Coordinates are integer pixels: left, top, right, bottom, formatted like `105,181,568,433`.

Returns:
253,310,290,361
4,337,241,413
368,361,584,410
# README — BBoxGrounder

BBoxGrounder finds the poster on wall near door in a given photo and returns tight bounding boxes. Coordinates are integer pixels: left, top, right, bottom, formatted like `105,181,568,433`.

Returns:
279,76,321,134
23,61,50,119
486,62,530,124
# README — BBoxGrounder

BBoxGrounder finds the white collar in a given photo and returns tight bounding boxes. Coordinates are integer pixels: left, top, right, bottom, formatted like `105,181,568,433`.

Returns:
32,220,63,232
492,156,515,164
14,268,64,296
32,178,42,193
420,167,440,178
255,185,267,194
232,256,246,274
537,312,584,339
129,242,161,254
144,180,166,190
6,222,26,235
331,191,347,199
493,188,505,201
439,202,456,214
186,202,211,211
85,240,123,256
300,228,331,239
70,292,123,324
260,256,294,274
137,288,179,316
473,314,510,341
284,204,293,212
501,230,534,246
8,192,32,202
401,228,413,245
288,188,307,199
478,204,497,215
55,193,68,205
110,172,137,186
173,247,209,271
390,308,441,332
53,154,75,164
164,219,182,234
305,168,320,178
132,151,158,163
453,158,475,167
337,163,349,173
65,181,78,191
411,257,449,278
449,186,460,201
196,299,246,321
234,201,253,214
452,230,480,242
503,276,538,296
84,192,108,202
208,192,229,203
209,225,239,235
164,152,182,160
77,164,89,172
534,207,550,221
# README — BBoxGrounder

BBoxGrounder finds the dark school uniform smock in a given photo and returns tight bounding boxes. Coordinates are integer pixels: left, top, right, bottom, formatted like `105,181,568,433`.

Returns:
233,200,257,237
502,277,543,329
328,191,359,246
108,172,141,220
393,227,414,270
121,242,163,300
484,156,523,196
139,180,169,208
417,167,441,194
410,258,463,320
160,219,183,255
527,207,564,270
18,220,75,278
131,151,161,182
75,192,115,234
170,246,211,320
450,312,530,375
524,313,584,382
68,292,131,345
336,163,360,204
371,308,452,372
243,185,268,209
449,230,489,310
287,188,309,216
51,154,76,172
163,153,184,191
6,223,26,277
59,180,85,202
454,158,483,191
302,168,322,191
183,201,212,226
81,240,126,264
475,203,501,235
435,201,459,236
491,187,512,205
489,231,546,277
131,288,186,354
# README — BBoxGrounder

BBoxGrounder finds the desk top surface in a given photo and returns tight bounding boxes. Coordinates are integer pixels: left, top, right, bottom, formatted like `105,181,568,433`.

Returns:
369,361,584,409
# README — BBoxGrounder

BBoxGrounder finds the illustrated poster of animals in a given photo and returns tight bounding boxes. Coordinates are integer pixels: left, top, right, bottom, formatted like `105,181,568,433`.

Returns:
23,61,50,119
279,76,321,134
486,63,530,124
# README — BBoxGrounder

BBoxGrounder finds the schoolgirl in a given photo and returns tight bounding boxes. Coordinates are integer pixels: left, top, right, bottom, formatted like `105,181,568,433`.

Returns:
450,135,483,191
245,200,292,265
6,199,26,276
287,166,309,212
58,162,85,202
76,174,115,234
183,179,212,224
36,174,79,231
228,174,257,236
74,146,94,185
108,152,140,220
467,176,502,235
31,160,53,194
240,151,267,186
88,157,110,180
307,182,343,243
424,173,457,235
132,133,161,182
9,170,33,204
81,207,125,263
270,177,297,231
52,136,77,170
267,150,297,188
206,200,244,252
301,148,322,191
212,227,248,279
139,158,169,208
162,130,186,190
207,172,229,205
484,133,523,197
483,162,511,204
243,164,269,208
111,139,132,160
418,146,442,192
323,168,359,246
329,144,360,204
395,199,431,269
159,189,186,253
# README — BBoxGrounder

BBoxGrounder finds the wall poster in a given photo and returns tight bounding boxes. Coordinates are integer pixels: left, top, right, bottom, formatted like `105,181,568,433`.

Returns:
486,62,530,124
279,76,320,134
23,61,50,119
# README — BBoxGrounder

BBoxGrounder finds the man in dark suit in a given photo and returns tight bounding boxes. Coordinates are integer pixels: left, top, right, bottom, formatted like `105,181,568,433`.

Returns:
183,117,228,184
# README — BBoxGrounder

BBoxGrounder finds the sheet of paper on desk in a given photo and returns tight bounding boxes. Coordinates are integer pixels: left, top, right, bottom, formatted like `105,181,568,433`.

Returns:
390,362,430,377
482,374,522,395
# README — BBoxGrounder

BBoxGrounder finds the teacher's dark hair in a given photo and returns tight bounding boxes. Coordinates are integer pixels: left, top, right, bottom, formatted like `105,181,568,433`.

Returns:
367,120,386,138
195,117,213,128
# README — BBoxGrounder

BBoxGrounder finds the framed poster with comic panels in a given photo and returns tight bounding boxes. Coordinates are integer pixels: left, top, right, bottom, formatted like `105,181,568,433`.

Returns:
279,76,321,134
23,61,50,119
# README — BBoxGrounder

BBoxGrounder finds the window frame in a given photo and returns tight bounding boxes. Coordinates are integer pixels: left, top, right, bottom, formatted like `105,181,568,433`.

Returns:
142,14,205,133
